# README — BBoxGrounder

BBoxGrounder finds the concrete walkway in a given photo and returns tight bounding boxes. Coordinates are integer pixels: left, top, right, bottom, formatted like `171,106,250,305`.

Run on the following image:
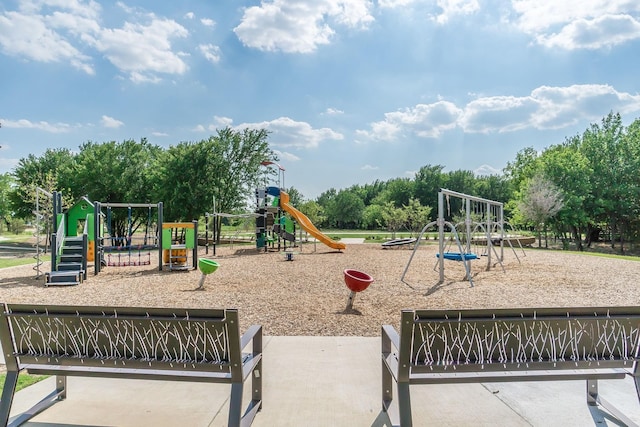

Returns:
5,336,640,426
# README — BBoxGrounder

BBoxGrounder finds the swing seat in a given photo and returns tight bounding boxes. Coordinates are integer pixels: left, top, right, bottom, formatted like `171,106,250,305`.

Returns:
437,252,479,261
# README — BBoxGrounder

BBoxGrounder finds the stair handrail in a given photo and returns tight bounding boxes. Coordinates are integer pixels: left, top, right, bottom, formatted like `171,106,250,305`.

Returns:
55,215,66,256
82,214,89,280
50,215,65,272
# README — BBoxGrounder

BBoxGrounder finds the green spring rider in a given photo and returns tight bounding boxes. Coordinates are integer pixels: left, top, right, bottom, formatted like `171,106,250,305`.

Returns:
196,258,219,290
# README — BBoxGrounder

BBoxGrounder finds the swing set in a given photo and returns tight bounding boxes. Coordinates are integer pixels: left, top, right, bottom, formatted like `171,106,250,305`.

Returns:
401,189,519,287
93,202,164,274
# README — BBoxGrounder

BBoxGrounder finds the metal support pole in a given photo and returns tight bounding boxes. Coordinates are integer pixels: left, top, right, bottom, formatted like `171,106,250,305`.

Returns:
158,202,163,271
438,191,445,283
486,201,492,270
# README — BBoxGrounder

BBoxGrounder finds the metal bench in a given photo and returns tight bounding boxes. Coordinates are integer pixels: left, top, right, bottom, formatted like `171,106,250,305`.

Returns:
0,303,262,427
382,307,640,426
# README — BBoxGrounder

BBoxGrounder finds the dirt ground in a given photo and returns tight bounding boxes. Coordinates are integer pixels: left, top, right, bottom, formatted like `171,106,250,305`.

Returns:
0,242,639,337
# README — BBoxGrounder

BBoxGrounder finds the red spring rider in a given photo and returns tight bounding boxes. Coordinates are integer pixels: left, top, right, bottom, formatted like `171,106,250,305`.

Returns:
343,269,374,310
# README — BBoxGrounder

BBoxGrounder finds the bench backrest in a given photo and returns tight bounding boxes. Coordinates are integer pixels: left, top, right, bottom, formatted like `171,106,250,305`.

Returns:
400,307,640,375
0,304,243,377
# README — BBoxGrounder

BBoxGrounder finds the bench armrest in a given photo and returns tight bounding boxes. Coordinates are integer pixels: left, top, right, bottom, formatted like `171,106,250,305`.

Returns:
382,325,400,351
240,324,262,351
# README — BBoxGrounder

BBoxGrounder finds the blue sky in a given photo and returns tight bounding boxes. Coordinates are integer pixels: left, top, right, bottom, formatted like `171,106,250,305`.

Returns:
1,1,640,200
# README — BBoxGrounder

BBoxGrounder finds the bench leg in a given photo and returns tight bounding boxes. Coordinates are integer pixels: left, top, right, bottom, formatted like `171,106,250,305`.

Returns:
587,379,640,427
228,382,243,427
56,375,67,400
587,379,598,405
382,361,393,410
5,374,66,427
251,358,262,412
397,382,413,427
634,362,640,406
0,370,19,427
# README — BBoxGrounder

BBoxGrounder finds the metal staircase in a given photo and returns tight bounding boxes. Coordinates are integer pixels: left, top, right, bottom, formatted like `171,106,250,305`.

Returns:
45,235,86,286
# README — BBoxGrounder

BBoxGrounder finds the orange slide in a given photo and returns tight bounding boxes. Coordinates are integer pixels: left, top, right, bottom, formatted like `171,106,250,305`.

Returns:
280,191,346,251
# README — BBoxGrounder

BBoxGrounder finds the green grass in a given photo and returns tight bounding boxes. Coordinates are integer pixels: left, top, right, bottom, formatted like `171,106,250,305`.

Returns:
0,256,49,269
559,250,640,262
0,372,49,392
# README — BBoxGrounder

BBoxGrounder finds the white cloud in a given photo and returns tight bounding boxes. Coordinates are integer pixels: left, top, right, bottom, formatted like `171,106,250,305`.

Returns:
359,101,462,141
192,124,206,132
201,116,233,132
378,0,418,8
274,150,301,162
201,18,215,27
510,0,640,50
151,131,168,137
101,115,124,128
432,0,480,24
538,14,640,50
234,0,374,53
199,44,221,63
358,84,640,140
461,96,539,133
361,164,379,170
1,118,73,133
184,12,195,20
214,116,234,127
238,117,343,148
89,18,189,82
0,9,96,74
474,164,502,176
0,2,191,81
324,107,344,115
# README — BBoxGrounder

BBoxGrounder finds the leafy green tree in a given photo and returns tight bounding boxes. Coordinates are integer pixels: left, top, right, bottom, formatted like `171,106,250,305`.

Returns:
10,148,76,220
284,186,304,206
403,197,432,236
578,112,629,250
474,174,512,204
316,188,337,227
298,200,326,226
361,203,385,230
359,180,388,205
0,173,14,231
382,178,414,207
152,140,215,222
157,128,274,242
328,190,365,228
382,201,406,238
537,140,591,250
414,164,445,219
504,146,540,190
621,117,640,245
73,138,162,240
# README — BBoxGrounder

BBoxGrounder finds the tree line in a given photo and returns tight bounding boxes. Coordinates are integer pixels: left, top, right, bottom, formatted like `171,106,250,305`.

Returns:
2,112,640,252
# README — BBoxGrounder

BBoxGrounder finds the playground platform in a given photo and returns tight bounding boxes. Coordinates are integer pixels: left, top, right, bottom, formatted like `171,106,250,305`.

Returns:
3,336,639,426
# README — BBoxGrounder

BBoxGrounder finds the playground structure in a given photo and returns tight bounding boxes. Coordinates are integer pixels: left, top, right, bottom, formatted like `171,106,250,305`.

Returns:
203,161,345,255
256,186,345,252
255,186,295,251
93,201,164,274
254,161,345,252
401,189,521,287
45,192,91,286
162,221,198,271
